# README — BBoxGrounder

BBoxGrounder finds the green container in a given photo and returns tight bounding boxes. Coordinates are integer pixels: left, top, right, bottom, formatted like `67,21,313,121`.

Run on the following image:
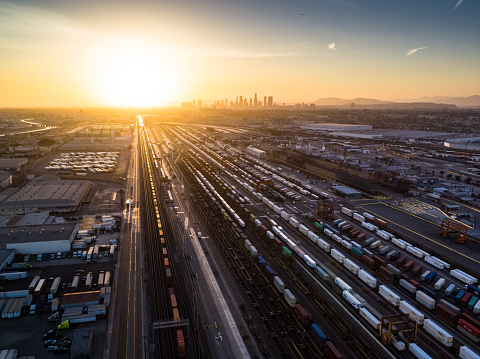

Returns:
314,222,324,231
468,296,478,311
351,247,363,257
282,246,292,257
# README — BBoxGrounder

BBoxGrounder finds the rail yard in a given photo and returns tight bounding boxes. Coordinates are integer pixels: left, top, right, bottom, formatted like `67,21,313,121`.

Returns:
131,115,480,359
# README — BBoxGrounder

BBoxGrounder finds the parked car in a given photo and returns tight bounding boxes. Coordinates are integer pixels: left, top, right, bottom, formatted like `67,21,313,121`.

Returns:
24,255,30,262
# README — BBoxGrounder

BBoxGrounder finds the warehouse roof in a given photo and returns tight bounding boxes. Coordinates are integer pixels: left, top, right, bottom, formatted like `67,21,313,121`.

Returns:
0,223,77,244
0,249,14,265
332,185,362,195
0,158,28,170
63,291,100,306
71,328,93,352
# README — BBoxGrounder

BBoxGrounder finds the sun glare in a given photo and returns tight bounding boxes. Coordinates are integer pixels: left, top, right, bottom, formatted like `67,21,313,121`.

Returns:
94,44,180,107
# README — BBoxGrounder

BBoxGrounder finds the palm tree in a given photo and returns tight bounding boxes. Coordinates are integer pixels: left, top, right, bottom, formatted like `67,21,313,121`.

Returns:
455,175,461,182
439,171,444,177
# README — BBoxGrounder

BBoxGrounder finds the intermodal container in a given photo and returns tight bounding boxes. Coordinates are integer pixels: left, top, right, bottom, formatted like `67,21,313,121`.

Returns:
465,285,480,297
314,266,330,282
439,299,461,315
379,245,390,255
265,266,275,280
399,279,417,297
400,273,410,282
419,285,437,299
387,264,401,277
310,324,327,345
404,260,414,272
421,270,431,282
325,341,343,359
468,297,478,311
258,256,267,267
362,248,373,258
373,255,386,267
294,304,310,325
282,246,292,258
351,247,363,259
362,255,375,270
457,319,480,342
386,250,399,260
461,313,480,331
455,290,466,304
462,292,473,307
425,271,437,285
396,255,407,266
444,284,456,297
356,233,366,241
412,264,423,277
434,303,459,326
379,266,394,282
410,280,420,289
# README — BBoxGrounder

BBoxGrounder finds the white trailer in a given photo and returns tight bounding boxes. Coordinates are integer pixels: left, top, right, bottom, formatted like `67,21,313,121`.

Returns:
424,256,444,270
359,308,380,329
317,238,330,253
450,269,477,285
379,285,401,307
399,301,425,325
331,249,345,264
344,258,360,275
289,217,299,228
358,270,377,289
342,291,363,309
423,319,453,347
341,207,353,216
416,291,435,310
299,224,309,236
459,346,480,359
284,289,296,308
274,276,285,293
409,343,432,359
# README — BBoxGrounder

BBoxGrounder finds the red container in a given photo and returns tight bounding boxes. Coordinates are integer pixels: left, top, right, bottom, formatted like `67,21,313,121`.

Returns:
362,255,376,270
379,266,394,281
412,264,423,277
356,233,366,240
350,229,360,237
343,224,352,232
435,303,459,326
409,280,420,289
400,273,410,282
325,341,343,359
373,255,386,267
461,292,472,307
273,237,282,249
164,258,170,268
458,319,480,339
404,260,414,272
396,255,407,266
177,330,186,358
461,313,480,330
294,304,311,325
375,218,388,228
260,225,268,234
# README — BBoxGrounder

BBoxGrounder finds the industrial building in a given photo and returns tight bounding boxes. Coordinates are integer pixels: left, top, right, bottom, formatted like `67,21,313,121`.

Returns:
301,123,373,132
0,223,78,255
71,328,93,359
332,185,362,199
0,158,27,170
246,146,267,159
0,249,15,271
0,177,90,214
62,291,101,308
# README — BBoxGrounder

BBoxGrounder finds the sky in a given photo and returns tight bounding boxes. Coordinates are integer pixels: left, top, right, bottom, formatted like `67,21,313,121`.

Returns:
0,0,479,107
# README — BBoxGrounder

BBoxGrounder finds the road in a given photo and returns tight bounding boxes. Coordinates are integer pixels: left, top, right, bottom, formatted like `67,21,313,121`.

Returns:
109,123,146,359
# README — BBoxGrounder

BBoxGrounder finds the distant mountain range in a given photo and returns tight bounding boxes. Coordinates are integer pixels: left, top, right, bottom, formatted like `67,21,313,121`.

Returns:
312,96,480,108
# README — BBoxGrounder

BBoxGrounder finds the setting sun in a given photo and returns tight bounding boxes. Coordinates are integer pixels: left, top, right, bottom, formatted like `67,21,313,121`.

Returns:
94,44,180,107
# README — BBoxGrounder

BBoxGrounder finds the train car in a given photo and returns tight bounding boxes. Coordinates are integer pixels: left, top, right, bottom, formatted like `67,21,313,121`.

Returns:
177,330,186,358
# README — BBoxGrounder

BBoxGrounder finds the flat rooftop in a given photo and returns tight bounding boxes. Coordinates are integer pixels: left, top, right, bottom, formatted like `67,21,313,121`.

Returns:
71,327,93,352
333,185,362,195
0,178,90,210
0,223,77,244
0,249,14,264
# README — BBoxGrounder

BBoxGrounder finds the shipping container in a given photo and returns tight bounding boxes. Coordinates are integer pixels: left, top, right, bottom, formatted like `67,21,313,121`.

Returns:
423,319,453,346
359,307,380,329
284,289,296,308
420,285,437,299
457,319,480,343
404,260,414,272
265,266,275,280
434,303,459,326
399,279,417,297
358,269,377,289
325,341,343,359
461,312,480,331
379,266,394,282
294,304,311,325
456,290,466,304
396,255,407,266
468,297,478,311
444,284,456,297
373,255,386,267
416,291,435,310
412,264,423,277
425,271,437,285
274,276,285,293
387,264,401,277
459,346,480,359
409,343,432,359
311,324,327,345
314,266,330,282
342,291,363,309
450,269,477,286
344,258,360,275
434,278,446,291
331,249,345,264
361,255,376,270
335,277,352,292
399,300,425,324
379,285,401,307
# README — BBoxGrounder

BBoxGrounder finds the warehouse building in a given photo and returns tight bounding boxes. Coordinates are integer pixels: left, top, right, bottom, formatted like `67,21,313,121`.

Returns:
71,328,93,359
332,185,362,199
301,123,373,132
62,291,100,308
0,223,78,255
0,158,28,170
0,177,90,214
0,249,15,271
0,170,12,189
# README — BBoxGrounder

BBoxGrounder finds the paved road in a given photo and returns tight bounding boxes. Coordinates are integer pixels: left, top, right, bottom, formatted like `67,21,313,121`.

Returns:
110,124,146,359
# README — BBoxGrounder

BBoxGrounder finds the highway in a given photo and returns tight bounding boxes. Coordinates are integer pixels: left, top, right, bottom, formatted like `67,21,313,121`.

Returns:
109,123,146,359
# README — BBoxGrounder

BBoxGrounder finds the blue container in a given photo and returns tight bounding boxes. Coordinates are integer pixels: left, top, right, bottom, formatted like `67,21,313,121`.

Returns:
425,271,437,284
265,266,275,279
314,266,330,282
258,256,267,267
455,290,466,304
466,285,480,297
419,285,436,299
351,241,362,250
311,324,327,345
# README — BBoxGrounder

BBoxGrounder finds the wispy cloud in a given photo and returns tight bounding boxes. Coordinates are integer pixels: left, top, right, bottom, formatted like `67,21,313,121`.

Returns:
405,46,427,56
454,0,464,10
328,42,337,51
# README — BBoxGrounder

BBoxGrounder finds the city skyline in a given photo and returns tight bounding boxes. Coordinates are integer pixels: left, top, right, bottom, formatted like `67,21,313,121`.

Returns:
0,0,479,107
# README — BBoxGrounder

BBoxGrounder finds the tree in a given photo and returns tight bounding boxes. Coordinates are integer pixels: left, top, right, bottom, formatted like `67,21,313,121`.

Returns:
465,177,472,184
455,175,461,182
440,170,444,177
38,138,55,146
431,170,435,176
446,174,452,179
